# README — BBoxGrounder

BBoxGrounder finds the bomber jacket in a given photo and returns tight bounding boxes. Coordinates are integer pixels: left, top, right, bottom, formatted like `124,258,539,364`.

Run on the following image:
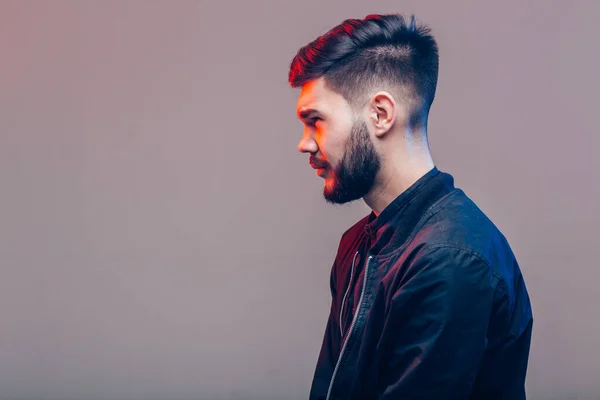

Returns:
309,167,533,400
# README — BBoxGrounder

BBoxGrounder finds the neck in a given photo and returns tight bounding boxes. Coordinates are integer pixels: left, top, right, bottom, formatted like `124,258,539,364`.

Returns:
363,150,435,217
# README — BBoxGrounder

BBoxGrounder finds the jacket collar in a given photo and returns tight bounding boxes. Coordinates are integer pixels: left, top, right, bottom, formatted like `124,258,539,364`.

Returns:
363,166,455,257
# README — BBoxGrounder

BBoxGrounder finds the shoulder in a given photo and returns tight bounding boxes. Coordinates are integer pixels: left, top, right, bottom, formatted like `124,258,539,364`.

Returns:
387,244,499,324
400,189,527,304
411,188,515,269
403,244,496,286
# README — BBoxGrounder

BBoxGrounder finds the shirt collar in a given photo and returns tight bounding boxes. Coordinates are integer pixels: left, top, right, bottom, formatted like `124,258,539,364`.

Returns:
363,166,455,256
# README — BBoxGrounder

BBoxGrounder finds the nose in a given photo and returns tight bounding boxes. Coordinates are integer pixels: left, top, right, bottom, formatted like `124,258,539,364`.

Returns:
297,129,318,154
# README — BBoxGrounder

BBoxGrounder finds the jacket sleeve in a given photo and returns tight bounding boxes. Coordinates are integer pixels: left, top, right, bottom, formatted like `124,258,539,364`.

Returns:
378,245,498,399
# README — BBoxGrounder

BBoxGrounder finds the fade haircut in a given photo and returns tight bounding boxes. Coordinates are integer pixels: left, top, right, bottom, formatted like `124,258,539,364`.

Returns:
288,14,439,128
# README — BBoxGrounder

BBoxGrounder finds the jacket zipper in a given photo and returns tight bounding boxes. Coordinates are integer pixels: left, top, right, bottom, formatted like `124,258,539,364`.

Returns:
326,254,373,400
339,251,359,337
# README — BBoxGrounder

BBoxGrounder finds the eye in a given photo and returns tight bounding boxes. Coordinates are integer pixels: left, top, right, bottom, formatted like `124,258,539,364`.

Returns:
310,117,322,127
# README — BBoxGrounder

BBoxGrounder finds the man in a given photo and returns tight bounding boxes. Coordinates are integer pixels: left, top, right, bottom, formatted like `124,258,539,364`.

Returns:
288,14,533,400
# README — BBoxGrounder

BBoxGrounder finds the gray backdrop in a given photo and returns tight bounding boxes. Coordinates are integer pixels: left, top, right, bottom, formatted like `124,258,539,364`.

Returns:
1,0,598,399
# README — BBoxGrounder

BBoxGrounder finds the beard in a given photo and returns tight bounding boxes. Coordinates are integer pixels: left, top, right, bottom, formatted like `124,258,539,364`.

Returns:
323,118,381,205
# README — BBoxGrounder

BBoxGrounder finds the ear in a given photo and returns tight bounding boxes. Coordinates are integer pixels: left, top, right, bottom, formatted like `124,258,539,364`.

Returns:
367,91,404,138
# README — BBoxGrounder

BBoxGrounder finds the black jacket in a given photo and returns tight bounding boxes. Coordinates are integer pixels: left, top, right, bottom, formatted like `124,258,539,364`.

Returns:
309,167,533,400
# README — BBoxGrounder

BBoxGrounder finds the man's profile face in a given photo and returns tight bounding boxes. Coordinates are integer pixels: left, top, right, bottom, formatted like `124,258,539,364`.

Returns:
296,78,381,204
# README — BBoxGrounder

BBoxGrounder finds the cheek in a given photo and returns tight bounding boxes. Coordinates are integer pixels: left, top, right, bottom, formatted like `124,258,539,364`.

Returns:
316,129,345,167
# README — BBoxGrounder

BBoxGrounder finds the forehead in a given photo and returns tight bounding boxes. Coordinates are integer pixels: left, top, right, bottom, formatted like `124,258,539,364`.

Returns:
295,78,347,117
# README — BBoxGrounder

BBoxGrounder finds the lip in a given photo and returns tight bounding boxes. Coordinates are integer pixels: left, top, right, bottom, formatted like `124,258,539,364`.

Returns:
309,156,327,170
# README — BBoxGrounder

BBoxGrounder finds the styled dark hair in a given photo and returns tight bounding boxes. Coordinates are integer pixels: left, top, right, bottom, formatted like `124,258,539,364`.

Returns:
288,14,439,127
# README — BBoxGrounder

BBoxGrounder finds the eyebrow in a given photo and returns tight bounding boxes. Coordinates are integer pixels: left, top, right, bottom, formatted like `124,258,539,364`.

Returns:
297,108,322,120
